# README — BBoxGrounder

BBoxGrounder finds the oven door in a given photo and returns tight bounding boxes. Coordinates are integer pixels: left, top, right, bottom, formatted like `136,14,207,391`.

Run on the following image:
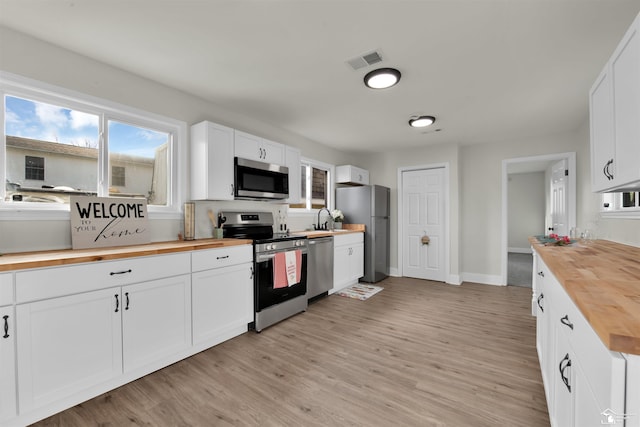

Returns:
255,249,307,311
235,157,289,200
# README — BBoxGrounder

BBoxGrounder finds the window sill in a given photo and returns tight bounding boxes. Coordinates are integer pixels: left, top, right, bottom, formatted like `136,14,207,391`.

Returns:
0,204,182,221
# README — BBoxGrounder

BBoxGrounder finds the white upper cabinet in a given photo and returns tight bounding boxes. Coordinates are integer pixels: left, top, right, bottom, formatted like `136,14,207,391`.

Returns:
590,12,640,192
191,121,235,200
336,165,369,185
234,130,285,165
285,146,301,204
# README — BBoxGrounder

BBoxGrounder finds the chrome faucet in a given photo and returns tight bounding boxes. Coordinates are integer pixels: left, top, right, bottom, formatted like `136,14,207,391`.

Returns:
315,207,332,230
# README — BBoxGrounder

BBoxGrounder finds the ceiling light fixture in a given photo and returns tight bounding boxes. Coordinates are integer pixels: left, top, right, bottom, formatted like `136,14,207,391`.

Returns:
408,115,436,128
364,68,401,89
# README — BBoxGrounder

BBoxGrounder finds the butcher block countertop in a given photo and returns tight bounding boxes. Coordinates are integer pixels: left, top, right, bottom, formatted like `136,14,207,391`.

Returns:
529,237,640,355
293,223,365,238
0,238,253,272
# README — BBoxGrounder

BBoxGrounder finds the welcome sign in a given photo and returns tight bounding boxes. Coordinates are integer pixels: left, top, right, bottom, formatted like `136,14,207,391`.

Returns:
70,196,150,249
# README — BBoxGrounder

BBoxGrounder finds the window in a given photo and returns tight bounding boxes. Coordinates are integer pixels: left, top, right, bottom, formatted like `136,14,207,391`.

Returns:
290,158,333,210
25,156,45,181
602,191,640,218
1,72,186,216
111,166,126,187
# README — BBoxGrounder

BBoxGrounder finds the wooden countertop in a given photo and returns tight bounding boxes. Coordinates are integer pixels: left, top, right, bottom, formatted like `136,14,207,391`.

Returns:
292,223,365,238
529,237,640,355
0,238,253,272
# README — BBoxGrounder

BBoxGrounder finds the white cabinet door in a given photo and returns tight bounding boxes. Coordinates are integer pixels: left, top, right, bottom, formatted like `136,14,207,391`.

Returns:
610,14,640,188
590,12,640,192
350,242,365,281
285,146,301,204
552,329,574,427
261,138,285,165
332,233,364,292
0,305,16,422
336,165,369,185
590,67,616,192
191,121,235,200
122,274,191,373
192,262,253,348
17,288,123,412
235,131,285,165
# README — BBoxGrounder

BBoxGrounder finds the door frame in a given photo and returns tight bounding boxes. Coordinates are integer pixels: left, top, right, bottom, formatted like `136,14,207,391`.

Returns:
397,163,451,283
501,152,576,285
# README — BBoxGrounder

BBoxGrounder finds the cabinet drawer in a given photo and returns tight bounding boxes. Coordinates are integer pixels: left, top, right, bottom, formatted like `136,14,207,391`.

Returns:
191,245,253,272
0,273,13,306
333,232,363,247
16,253,191,303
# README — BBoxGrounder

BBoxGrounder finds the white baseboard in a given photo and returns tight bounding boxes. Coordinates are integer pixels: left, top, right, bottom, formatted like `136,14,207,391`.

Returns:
461,273,505,286
389,267,400,277
508,247,532,254
447,274,462,285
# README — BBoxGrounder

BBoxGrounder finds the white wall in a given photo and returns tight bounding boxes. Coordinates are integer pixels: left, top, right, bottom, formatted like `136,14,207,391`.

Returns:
508,172,545,251
2,25,639,282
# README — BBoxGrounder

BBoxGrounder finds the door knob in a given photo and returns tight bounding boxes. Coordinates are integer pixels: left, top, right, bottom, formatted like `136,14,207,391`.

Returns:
421,235,430,245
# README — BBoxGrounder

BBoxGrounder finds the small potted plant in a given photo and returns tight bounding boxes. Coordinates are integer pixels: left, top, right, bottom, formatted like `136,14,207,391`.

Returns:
331,209,344,229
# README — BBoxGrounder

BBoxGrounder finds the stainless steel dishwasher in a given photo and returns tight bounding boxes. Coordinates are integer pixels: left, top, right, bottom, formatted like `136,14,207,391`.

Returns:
306,236,334,300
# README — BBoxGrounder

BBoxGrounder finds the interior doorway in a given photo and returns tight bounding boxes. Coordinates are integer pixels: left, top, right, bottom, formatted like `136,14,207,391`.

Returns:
501,153,576,286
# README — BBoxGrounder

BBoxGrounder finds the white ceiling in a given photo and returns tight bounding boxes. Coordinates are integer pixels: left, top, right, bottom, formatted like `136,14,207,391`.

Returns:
1,0,639,153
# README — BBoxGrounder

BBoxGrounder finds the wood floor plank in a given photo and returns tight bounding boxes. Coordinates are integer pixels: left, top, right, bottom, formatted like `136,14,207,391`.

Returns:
33,278,549,427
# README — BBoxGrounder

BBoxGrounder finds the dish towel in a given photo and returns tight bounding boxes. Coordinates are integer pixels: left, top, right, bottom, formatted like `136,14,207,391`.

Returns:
273,250,302,288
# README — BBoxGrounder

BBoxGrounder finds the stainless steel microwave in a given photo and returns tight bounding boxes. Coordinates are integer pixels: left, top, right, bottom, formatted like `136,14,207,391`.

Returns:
234,157,289,200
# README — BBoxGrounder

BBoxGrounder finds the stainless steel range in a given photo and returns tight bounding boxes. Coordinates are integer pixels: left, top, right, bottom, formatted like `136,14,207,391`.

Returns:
221,211,308,332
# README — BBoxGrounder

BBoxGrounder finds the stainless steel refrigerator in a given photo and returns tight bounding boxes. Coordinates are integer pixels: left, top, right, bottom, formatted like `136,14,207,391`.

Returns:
336,185,390,283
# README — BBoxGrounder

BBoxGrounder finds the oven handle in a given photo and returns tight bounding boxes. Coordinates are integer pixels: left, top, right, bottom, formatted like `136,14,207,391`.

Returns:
256,249,308,263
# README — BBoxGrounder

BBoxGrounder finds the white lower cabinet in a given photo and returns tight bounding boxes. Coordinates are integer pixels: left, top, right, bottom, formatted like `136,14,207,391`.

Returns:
0,304,16,422
122,275,191,373
332,233,364,293
16,287,123,413
192,262,253,348
535,253,628,427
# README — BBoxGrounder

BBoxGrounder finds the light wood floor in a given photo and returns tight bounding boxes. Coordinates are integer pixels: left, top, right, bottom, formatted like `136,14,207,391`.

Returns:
34,278,549,427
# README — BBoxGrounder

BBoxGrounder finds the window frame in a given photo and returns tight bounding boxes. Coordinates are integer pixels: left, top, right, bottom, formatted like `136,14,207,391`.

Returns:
601,191,640,219
1,71,187,220
288,157,335,215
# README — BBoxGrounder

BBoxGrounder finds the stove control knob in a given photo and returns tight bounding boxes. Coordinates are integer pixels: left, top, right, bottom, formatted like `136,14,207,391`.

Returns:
269,244,276,250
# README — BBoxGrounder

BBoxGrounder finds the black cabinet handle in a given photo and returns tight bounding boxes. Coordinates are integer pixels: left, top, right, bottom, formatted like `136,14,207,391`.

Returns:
250,266,254,279
217,255,229,260
538,271,544,277
114,294,120,312
537,293,544,313
560,315,574,330
110,269,132,276
2,315,8,339
125,292,130,310
559,353,572,392
604,159,614,180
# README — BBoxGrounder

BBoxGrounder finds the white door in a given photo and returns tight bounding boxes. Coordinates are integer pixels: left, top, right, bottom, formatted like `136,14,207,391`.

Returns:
550,160,568,236
402,168,445,281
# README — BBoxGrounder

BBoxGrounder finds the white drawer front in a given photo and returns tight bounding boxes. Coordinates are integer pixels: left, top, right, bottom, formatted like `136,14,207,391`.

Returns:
16,252,191,303
0,273,13,306
334,232,363,247
191,245,253,272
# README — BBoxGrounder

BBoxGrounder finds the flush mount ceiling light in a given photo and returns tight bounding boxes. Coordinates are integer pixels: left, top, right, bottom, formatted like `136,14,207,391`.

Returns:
364,68,401,89
408,115,436,128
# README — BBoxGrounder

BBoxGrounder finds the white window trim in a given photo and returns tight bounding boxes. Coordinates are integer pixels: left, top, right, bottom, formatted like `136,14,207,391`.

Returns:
288,157,335,216
0,71,187,220
600,192,640,219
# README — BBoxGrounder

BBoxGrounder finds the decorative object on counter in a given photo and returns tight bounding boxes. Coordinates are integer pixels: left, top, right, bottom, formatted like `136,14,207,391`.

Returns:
183,202,195,240
337,284,383,301
535,234,575,246
69,195,150,250
331,209,344,229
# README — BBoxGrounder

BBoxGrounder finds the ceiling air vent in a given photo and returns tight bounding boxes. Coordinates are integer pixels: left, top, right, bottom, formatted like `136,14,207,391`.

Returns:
347,50,383,70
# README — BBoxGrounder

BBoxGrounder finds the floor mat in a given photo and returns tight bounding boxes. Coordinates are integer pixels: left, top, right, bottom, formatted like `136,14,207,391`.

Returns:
336,284,384,301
